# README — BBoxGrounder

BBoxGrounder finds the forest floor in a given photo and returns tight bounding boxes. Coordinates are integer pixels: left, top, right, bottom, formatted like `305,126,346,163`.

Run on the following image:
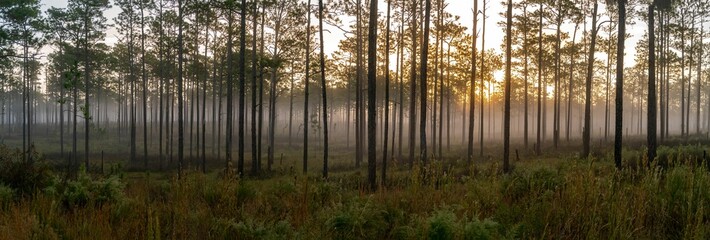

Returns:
2,137,710,239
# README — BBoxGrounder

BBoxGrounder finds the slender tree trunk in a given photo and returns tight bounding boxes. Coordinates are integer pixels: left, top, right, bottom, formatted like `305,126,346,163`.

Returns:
408,0,418,167
647,4,657,166
224,7,234,175
140,1,148,169
567,24,578,142
318,0,329,178
503,0,512,173
382,0,390,186
582,1,598,158
355,0,363,168
238,0,247,176
303,0,311,174
420,0,431,164
479,2,486,157
366,0,378,190
536,2,542,155
467,0,477,163
614,0,626,169
251,3,259,175
523,6,528,148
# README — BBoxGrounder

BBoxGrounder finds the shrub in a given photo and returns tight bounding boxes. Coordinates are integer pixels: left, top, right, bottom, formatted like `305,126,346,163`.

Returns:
427,209,458,240
61,168,125,208
0,145,52,196
463,217,502,240
0,183,14,209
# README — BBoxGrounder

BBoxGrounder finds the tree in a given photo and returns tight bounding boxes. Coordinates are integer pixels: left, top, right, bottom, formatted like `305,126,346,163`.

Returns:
303,0,311,174
408,0,417,167
381,0,391,186
467,0,478,163
223,0,233,176
66,0,110,171
238,0,247,176
420,0,431,163
613,0,626,169
582,0,598,158
366,0,378,190
318,0,329,179
503,0,512,174
647,2,656,166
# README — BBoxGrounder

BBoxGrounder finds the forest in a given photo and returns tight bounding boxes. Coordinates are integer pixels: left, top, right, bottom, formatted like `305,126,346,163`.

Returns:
2,0,710,238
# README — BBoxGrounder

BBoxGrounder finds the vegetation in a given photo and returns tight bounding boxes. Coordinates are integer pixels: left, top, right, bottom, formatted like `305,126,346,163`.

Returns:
1,145,710,238
2,0,710,237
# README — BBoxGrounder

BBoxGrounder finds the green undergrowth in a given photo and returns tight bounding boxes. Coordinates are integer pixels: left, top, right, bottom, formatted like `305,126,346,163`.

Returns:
2,145,710,239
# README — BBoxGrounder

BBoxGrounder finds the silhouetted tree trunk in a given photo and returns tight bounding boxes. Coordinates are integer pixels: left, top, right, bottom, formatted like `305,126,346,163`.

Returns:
536,2,542,155
408,0,417,167
420,0,431,164
647,3,657,166
503,0,512,174
467,0,477,163
479,1,486,158
224,5,234,176
614,0,626,169
140,0,148,169
318,0,329,179
582,1,598,158
355,0,363,168
303,0,311,174
523,5,528,148
366,0,378,190
382,0,390,186
251,2,259,175
177,0,185,178
238,0,247,176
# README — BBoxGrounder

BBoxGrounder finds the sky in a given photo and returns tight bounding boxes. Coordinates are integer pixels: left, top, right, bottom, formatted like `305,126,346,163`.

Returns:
38,0,649,74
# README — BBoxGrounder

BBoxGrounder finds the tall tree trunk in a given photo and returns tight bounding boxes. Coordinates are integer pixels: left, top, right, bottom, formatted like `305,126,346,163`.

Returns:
536,2,542,155
503,0,512,174
420,0,431,164
408,0,417,167
382,0,390,186
303,0,311,173
696,21,702,134
582,1,598,158
355,0,363,168
567,24,578,142
238,0,247,176
140,1,148,169
467,0,477,163
224,7,234,175
523,5,528,148
614,0,626,169
251,1,260,175
318,0,329,178
366,0,378,190
647,4,657,166
479,2,486,157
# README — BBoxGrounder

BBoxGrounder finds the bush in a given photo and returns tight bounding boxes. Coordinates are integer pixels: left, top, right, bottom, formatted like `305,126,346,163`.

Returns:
427,209,457,240
0,145,52,196
0,183,14,209
61,168,125,208
463,217,503,240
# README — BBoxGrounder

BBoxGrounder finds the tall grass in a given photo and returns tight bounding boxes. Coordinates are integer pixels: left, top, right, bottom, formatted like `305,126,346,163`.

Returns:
2,145,710,239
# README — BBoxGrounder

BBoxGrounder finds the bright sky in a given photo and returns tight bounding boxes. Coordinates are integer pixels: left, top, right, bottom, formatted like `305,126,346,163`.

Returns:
39,0,647,72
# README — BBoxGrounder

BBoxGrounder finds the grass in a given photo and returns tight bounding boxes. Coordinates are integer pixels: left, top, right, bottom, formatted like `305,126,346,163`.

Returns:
2,143,710,239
